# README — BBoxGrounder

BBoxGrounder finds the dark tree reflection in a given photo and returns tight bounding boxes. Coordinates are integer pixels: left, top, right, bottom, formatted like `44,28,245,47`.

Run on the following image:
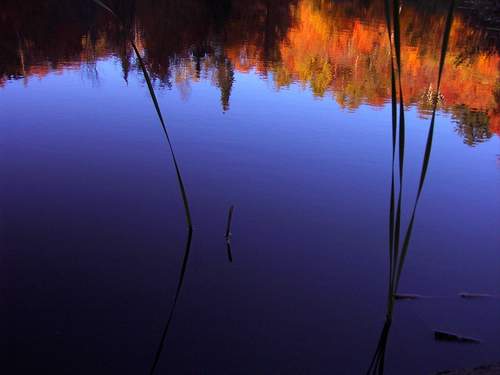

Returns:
1,0,498,139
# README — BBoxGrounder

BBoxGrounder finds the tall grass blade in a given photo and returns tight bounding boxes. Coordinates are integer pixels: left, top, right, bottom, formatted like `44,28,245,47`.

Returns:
92,0,193,230
384,0,398,307
366,318,392,375
150,228,194,374
369,2,455,373
391,0,406,290
393,0,406,182
394,0,455,290
130,42,193,229
90,1,196,373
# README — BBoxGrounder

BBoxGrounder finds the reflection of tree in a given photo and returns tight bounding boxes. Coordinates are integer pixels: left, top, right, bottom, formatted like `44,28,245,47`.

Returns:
489,80,500,135
0,1,100,83
273,0,500,117
452,105,492,146
216,58,235,112
1,0,499,142
201,49,235,111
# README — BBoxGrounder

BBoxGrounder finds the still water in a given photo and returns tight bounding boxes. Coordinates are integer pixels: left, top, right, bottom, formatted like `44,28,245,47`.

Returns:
1,0,500,374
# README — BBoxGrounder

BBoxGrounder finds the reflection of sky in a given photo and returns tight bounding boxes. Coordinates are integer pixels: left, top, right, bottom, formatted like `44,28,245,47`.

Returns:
2,58,500,374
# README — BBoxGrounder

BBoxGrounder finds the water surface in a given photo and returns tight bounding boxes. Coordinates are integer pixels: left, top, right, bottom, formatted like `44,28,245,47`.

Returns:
1,1,499,374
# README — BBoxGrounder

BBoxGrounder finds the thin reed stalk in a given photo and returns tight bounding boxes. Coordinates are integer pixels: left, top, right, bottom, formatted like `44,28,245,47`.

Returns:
384,0,398,313
390,0,406,306
366,318,392,375
150,228,193,374
368,1,455,373
392,0,455,291
91,2,195,374
93,0,192,231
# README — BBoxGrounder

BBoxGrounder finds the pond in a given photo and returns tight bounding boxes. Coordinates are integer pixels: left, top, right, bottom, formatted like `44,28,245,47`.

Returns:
1,0,499,374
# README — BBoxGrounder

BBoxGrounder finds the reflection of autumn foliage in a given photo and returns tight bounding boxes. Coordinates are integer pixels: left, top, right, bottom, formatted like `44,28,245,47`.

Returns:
272,0,500,116
0,1,126,86
223,0,500,143
274,1,390,107
1,0,499,143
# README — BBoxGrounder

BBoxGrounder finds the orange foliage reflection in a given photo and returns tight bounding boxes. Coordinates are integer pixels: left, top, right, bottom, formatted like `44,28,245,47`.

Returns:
1,0,499,144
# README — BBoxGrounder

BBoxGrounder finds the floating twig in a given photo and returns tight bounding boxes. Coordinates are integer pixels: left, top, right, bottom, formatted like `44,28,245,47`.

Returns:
434,330,481,344
225,205,234,262
394,293,422,300
394,293,446,300
459,292,499,299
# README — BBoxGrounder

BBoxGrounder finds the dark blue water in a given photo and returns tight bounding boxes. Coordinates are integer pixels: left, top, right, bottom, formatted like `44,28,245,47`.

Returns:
1,1,499,374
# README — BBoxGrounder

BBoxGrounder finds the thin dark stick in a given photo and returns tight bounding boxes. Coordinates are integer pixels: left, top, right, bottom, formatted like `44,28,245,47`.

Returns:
225,205,234,262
